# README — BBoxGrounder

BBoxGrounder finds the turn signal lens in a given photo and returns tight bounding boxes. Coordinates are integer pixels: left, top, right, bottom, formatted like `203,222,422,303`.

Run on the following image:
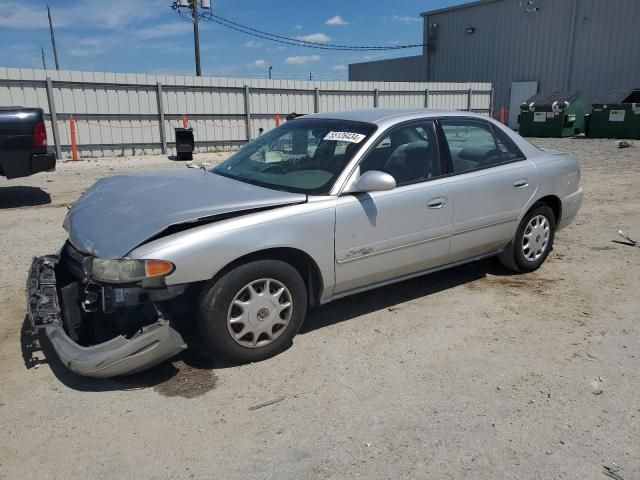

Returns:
145,259,175,278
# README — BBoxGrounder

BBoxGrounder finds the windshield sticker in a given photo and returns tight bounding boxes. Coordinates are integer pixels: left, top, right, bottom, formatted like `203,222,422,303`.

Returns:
323,131,366,143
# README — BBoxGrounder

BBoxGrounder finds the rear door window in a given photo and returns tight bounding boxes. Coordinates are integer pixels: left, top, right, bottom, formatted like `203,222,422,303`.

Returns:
491,124,526,162
440,119,501,174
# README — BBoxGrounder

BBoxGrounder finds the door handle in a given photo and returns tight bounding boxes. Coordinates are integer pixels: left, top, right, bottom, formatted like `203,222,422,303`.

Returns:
427,197,448,209
513,179,529,188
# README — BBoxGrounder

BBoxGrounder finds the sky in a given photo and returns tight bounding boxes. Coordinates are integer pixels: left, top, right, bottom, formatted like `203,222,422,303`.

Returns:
0,0,464,79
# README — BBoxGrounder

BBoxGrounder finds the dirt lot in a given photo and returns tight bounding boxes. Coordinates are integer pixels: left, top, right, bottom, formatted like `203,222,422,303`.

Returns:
0,139,639,480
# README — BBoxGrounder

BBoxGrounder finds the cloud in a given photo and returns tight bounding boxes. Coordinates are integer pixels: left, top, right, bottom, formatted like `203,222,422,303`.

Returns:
332,64,347,71
285,55,321,65
296,33,331,43
390,14,421,24
0,0,164,30
250,59,266,67
133,23,192,41
68,37,111,58
66,0,162,29
0,43,42,68
326,15,349,26
66,22,190,58
244,40,263,48
293,24,303,30
0,2,49,29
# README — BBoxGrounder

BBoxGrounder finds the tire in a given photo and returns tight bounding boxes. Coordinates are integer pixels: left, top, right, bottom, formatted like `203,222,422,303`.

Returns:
197,259,307,363
498,204,556,273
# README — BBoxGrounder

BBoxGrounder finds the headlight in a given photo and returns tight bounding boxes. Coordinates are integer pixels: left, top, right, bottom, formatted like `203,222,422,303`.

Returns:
84,258,175,284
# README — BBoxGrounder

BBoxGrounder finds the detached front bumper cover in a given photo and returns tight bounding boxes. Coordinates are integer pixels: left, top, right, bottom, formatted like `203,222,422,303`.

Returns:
26,256,187,378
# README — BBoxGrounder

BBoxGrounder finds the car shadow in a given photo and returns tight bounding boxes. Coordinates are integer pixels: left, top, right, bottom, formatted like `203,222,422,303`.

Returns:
0,186,51,209
20,257,514,393
301,258,507,334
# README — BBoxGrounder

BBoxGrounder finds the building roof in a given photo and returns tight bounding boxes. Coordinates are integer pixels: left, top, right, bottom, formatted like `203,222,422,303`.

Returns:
421,0,500,17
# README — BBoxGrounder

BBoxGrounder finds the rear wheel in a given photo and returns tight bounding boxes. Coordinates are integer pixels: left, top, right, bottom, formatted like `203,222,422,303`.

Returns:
499,204,556,273
198,259,307,363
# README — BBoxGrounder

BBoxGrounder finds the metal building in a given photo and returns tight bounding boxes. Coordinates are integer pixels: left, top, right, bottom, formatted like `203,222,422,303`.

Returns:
349,0,640,128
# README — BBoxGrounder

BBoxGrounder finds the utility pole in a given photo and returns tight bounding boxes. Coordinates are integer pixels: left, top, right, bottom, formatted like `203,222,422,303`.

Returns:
309,71,312,81
47,5,60,70
191,0,201,76
41,45,47,70
173,1,209,76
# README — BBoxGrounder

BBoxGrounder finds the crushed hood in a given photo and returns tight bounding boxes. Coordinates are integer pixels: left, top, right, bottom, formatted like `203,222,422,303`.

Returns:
65,169,306,258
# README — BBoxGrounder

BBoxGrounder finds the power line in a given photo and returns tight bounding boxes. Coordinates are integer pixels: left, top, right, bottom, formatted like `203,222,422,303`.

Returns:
200,13,424,51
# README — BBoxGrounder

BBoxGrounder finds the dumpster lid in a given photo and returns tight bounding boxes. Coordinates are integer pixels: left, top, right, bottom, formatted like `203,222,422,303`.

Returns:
523,92,581,106
593,88,640,105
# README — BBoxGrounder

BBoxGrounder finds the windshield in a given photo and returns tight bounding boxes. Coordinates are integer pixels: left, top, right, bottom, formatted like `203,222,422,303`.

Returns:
213,118,376,194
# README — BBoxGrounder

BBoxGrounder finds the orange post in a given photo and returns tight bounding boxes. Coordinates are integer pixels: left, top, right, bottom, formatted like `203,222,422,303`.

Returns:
182,113,188,128
499,108,505,125
69,115,78,161
275,113,280,127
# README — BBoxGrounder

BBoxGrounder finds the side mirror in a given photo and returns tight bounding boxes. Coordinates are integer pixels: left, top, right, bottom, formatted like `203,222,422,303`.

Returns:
345,170,396,194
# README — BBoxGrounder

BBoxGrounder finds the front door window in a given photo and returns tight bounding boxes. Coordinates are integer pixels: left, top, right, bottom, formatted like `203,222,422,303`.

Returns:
358,121,441,186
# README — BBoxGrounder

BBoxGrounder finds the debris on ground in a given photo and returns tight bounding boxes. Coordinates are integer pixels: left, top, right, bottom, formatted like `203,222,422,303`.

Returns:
617,230,639,246
617,141,632,149
592,378,604,395
602,464,624,480
248,396,285,411
185,161,212,170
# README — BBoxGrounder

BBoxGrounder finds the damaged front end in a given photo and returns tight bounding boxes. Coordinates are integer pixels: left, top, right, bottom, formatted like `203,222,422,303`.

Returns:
26,244,188,378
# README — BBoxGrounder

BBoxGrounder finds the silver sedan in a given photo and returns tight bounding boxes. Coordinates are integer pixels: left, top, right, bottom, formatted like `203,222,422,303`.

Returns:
26,108,583,377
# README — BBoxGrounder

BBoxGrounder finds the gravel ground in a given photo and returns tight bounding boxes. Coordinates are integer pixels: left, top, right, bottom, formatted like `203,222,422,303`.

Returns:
0,139,638,480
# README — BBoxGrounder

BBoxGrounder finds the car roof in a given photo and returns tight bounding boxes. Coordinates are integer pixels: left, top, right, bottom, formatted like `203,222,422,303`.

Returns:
304,108,491,127
304,108,545,159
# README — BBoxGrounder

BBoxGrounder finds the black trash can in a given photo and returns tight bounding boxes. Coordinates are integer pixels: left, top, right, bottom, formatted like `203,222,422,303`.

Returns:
174,127,194,160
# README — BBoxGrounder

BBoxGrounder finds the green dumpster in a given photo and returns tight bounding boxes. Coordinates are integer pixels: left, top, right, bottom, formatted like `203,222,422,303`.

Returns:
518,92,584,137
588,88,640,139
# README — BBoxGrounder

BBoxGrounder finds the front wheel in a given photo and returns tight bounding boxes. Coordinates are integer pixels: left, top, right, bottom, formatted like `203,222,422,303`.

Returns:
498,204,556,273
197,259,307,363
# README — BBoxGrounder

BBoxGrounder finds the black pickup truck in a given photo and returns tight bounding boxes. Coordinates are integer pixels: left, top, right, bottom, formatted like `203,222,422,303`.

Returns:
0,107,56,179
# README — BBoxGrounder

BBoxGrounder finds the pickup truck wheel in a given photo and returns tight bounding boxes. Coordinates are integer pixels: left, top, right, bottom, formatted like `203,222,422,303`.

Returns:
198,259,307,363
499,204,556,273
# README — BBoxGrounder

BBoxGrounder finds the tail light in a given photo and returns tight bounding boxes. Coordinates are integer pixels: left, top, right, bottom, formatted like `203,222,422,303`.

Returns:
33,120,47,148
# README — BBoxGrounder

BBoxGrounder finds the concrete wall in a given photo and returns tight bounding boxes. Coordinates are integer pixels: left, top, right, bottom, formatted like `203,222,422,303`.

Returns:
0,67,491,159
